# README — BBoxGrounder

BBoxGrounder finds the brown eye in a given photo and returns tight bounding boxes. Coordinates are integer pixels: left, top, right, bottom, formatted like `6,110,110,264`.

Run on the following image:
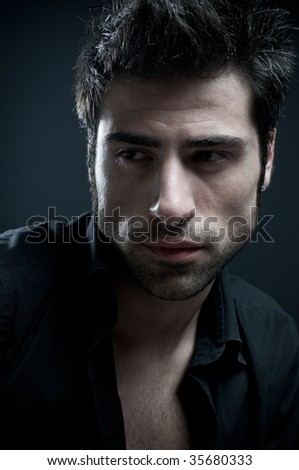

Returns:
192,151,227,163
117,149,148,161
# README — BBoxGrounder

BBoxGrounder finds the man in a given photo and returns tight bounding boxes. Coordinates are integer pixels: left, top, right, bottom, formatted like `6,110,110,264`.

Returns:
0,0,299,450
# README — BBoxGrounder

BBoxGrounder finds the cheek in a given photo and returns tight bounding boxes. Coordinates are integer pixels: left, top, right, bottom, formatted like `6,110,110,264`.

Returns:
94,158,111,211
198,168,260,221
94,160,144,217
226,184,258,217
94,141,122,213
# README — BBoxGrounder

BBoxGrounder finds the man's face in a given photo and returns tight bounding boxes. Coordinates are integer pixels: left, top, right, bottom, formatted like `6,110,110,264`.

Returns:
93,72,274,300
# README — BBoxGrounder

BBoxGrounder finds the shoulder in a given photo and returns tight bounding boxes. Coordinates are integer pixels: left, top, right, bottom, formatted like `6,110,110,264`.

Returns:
228,274,296,334
226,274,299,448
0,222,61,351
228,273,299,371
0,214,91,354
0,220,66,289
0,212,92,267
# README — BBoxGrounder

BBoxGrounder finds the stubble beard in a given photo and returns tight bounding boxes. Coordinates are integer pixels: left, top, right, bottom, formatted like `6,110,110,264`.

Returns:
112,240,242,300
96,207,258,301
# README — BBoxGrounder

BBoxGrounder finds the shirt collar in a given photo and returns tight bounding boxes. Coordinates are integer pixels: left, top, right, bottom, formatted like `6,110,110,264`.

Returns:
188,269,246,368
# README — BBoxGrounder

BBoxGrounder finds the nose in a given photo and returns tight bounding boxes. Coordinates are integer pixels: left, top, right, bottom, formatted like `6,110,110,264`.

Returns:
149,158,195,225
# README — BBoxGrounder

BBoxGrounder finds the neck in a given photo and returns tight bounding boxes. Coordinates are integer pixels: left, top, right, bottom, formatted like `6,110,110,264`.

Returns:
112,275,214,353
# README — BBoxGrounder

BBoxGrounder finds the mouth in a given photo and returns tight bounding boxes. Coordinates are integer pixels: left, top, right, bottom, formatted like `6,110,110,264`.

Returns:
142,242,205,262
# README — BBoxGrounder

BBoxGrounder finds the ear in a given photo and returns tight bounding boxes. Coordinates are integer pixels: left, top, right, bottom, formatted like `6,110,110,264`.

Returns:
263,129,276,189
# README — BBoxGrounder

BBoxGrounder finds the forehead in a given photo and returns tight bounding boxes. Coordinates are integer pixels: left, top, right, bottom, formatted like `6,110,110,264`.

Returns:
100,71,253,120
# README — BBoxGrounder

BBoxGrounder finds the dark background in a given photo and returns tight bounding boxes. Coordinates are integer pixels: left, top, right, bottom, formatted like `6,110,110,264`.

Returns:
1,1,298,327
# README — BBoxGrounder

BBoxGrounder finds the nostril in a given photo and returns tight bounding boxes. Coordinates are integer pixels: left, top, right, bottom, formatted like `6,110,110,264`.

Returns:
169,208,196,227
149,206,196,225
186,208,196,220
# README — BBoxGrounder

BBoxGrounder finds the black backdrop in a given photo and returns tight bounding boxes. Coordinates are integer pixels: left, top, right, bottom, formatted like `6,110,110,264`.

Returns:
1,0,298,327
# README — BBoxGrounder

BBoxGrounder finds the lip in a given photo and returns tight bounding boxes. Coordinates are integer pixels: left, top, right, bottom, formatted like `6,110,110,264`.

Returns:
142,242,205,262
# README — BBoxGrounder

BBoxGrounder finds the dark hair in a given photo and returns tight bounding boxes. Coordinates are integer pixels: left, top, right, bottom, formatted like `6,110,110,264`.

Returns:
75,0,296,175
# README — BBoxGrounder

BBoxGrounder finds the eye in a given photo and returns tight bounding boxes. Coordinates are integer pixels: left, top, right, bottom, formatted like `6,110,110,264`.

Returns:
192,150,228,163
116,149,148,161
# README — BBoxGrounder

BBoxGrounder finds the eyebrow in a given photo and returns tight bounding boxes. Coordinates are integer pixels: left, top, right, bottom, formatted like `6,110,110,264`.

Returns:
104,131,247,149
185,136,247,149
104,131,160,147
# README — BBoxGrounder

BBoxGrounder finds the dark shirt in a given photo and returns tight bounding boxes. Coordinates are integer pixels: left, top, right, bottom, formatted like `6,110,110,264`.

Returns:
0,213,299,450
